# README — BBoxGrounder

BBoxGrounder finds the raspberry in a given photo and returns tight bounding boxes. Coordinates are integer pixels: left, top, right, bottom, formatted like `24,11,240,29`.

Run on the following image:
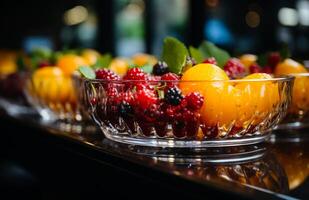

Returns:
165,87,183,106
185,92,204,110
116,91,134,105
161,72,179,88
106,87,118,97
95,69,120,80
224,58,246,79
267,52,281,68
165,105,180,119
123,67,148,81
249,64,262,73
152,61,168,75
134,89,158,110
203,57,217,65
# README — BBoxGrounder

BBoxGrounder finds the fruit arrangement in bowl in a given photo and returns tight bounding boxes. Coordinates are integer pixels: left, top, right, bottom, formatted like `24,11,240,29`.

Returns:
82,37,294,147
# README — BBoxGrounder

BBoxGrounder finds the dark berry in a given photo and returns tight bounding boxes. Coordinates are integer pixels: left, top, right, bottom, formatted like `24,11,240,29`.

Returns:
161,72,179,88
135,89,158,110
262,66,273,74
267,52,281,68
118,101,134,117
224,58,246,79
152,61,168,75
123,67,148,81
172,121,186,138
165,87,183,106
249,64,262,73
155,123,167,137
185,92,204,110
203,57,217,65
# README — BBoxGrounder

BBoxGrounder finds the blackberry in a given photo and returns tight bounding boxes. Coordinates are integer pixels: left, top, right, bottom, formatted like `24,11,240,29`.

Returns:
165,87,183,106
152,61,168,75
118,101,133,117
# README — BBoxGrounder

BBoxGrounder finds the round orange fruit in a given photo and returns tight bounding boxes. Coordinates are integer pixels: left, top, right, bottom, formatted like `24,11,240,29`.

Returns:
57,54,87,76
274,58,307,76
81,49,100,66
180,63,237,126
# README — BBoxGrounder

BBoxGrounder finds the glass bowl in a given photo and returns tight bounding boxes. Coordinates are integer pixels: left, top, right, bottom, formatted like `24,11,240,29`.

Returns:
84,76,293,147
276,73,309,129
0,72,34,116
24,72,80,122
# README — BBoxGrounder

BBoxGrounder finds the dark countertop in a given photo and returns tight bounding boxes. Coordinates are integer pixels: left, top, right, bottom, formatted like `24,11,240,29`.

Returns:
0,108,308,200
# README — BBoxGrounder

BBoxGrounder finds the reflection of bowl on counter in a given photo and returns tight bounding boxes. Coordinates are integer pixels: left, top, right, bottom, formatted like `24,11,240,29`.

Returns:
103,138,289,194
84,76,293,147
271,142,309,190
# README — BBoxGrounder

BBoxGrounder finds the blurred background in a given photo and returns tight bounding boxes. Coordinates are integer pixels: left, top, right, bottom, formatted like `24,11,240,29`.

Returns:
0,0,308,58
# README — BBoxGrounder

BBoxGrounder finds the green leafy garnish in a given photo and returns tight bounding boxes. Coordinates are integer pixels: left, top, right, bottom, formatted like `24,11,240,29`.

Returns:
162,37,189,74
189,46,204,63
279,44,291,60
93,53,112,69
198,41,230,68
257,53,267,67
78,66,96,79
140,64,153,74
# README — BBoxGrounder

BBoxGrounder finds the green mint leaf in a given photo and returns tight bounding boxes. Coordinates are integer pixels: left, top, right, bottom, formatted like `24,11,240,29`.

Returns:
198,41,230,68
162,37,189,74
93,53,112,69
257,53,267,67
189,46,204,63
140,64,153,74
78,66,96,79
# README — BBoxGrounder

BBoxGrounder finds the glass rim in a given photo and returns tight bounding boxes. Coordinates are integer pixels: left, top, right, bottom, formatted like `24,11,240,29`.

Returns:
84,75,294,84
288,73,309,77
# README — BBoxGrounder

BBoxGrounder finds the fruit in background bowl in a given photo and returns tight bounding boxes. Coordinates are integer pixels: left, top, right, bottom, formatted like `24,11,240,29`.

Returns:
273,58,309,128
57,54,87,76
132,53,157,67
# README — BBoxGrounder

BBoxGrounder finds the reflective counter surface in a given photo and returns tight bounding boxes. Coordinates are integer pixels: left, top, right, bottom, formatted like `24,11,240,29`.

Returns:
0,107,308,199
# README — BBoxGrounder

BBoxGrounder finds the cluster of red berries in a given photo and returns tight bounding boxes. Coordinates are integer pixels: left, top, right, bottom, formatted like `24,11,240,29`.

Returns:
94,65,204,137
